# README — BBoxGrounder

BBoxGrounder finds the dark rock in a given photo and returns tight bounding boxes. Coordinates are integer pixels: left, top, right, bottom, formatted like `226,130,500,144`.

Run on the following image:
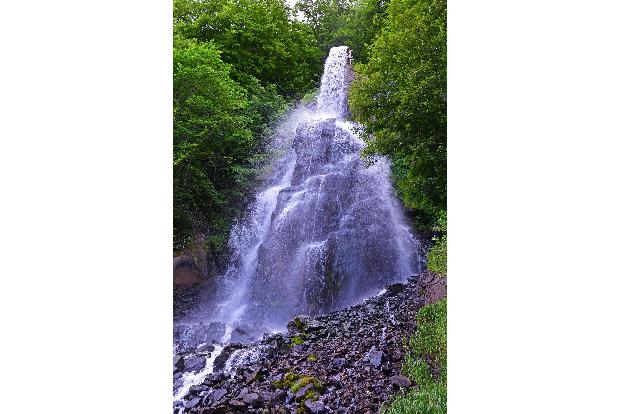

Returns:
242,392,259,405
304,399,326,413
174,355,184,372
205,321,226,343
210,388,227,405
367,349,385,367
184,355,206,372
295,383,315,400
185,397,201,409
189,384,208,395
330,358,346,372
173,255,203,285
213,343,244,372
390,375,412,388
197,343,216,353
386,283,406,296
229,399,246,409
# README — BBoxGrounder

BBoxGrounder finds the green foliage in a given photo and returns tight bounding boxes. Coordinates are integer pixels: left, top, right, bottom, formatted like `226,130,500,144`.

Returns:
307,353,318,362
173,0,323,253
294,316,308,333
427,235,447,275
385,298,447,414
349,0,447,232
174,0,323,98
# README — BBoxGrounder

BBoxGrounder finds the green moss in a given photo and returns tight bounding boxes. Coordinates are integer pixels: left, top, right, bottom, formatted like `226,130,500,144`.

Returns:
294,317,307,332
307,353,317,362
289,333,307,347
290,376,323,394
272,371,300,389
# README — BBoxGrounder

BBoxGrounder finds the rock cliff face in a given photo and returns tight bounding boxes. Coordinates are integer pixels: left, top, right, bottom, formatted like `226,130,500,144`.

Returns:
173,271,446,413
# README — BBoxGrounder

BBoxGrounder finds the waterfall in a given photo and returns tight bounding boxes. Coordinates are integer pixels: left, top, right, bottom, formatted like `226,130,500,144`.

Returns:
175,45,423,350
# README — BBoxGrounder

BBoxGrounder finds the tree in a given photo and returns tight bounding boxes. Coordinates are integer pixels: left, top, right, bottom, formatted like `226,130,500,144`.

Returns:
174,0,323,98
350,0,447,230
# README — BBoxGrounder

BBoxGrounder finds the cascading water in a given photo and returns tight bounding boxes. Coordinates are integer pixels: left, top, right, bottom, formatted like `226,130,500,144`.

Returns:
173,47,423,402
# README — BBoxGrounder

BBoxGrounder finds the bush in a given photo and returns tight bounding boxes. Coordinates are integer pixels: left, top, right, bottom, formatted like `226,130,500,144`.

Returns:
427,235,447,275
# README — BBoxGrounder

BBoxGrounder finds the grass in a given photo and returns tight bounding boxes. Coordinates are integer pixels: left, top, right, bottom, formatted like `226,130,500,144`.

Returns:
384,298,447,414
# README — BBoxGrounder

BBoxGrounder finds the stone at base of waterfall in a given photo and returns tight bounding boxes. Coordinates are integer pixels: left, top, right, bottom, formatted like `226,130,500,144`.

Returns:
184,355,206,372
305,399,326,413
185,397,202,409
230,325,259,344
174,355,184,372
213,343,245,372
287,315,325,334
205,321,226,343
209,388,228,405
197,343,215,353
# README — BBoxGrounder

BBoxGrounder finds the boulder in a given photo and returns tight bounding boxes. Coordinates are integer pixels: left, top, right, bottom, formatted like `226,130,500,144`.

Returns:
209,388,227,405
183,355,206,373
174,355,184,372
185,397,201,409
173,255,203,285
390,375,412,388
197,343,216,353
295,383,315,400
304,400,326,413
367,349,385,367
242,392,259,405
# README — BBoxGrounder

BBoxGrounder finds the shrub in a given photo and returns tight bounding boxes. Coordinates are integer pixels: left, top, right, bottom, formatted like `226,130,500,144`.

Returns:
427,235,447,275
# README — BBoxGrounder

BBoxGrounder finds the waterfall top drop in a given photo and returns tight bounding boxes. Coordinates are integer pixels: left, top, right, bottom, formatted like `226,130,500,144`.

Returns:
317,46,352,118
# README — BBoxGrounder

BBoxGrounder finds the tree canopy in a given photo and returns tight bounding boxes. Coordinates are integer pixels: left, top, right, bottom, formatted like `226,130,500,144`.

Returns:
349,0,447,230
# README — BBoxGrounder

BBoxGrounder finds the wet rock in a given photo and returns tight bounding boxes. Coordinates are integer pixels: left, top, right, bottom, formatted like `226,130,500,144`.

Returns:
242,392,260,405
188,384,208,395
174,355,184,372
197,343,215,353
213,343,244,372
304,399,326,413
184,355,206,372
209,388,227,405
205,321,226,343
295,383,315,400
230,325,260,344
185,397,202,409
386,283,406,296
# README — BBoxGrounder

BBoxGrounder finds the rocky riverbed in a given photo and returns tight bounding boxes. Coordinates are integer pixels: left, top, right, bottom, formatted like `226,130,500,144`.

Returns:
173,270,446,413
